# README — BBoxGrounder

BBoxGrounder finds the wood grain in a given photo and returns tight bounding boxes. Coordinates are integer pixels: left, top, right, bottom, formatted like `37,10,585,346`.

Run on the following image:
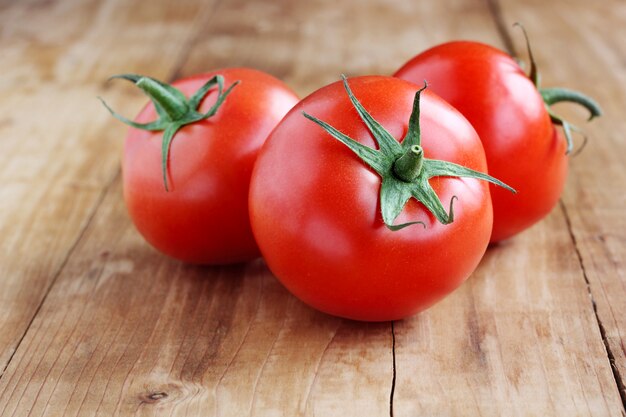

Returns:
0,0,403,414
495,0,626,404
0,181,392,417
0,0,624,415
387,1,625,415
176,0,504,96
393,211,623,416
0,0,217,374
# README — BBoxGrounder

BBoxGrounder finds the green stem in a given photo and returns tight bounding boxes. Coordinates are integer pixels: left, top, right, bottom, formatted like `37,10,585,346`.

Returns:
540,87,603,121
513,23,540,87
512,23,603,155
303,76,515,231
393,145,423,182
101,73,239,190
135,77,190,120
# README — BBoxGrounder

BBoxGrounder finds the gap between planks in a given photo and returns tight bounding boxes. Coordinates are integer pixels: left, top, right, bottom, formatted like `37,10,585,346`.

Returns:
485,0,517,56
6,0,620,414
485,0,626,411
167,0,226,82
390,321,397,417
560,201,626,409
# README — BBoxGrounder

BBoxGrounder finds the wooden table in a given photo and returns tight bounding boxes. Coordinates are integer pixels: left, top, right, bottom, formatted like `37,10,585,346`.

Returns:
1,0,624,415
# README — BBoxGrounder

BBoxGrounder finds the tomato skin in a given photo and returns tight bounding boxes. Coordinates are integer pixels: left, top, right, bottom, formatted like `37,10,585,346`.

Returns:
123,68,299,264
394,41,567,242
249,76,494,321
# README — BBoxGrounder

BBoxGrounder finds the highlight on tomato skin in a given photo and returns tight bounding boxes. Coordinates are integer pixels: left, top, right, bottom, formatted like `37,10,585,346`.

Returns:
102,68,299,264
249,75,513,322
394,37,601,243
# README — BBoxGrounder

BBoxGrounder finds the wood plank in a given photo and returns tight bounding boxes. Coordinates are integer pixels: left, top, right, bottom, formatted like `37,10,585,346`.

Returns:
0,0,413,414
0,0,217,374
0,181,393,417
1,0,623,416
391,0,625,415
394,211,623,416
175,0,503,96
494,0,626,405
0,0,496,414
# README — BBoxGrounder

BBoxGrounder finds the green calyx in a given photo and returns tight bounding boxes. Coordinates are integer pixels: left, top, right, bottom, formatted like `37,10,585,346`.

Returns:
99,73,239,190
303,75,516,231
514,23,602,154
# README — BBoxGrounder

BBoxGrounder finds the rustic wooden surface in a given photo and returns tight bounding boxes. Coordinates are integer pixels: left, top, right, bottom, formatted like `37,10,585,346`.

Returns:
0,0,624,415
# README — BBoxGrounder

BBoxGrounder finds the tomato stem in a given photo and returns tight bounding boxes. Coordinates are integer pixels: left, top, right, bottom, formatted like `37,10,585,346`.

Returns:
99,74,239,190
513,23,540,87
393,145,424,182
303,76,515,231
540,88,602,121
513,23,602,155
135,77,190,120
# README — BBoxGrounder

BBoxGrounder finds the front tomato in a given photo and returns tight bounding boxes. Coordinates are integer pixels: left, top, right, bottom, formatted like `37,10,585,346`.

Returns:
104,68,299,264
249,76,513,321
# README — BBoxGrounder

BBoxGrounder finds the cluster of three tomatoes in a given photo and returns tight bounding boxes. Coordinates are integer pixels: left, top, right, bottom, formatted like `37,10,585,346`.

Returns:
103,39,600,321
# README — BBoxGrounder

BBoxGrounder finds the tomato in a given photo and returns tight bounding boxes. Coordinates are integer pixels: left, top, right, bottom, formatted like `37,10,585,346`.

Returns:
394,40,601,242
249,76,513,321
102,68,299,264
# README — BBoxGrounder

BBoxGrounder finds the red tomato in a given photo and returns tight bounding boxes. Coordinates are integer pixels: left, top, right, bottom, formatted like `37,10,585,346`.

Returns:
107,68,298,264
394,41,600,242
249,76,505,321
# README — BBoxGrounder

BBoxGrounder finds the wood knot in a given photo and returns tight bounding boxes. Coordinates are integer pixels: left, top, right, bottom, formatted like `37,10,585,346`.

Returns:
140,391,168,404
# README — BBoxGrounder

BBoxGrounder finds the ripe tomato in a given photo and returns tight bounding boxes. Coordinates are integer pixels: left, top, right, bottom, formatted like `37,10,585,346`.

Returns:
249,76,512,321
103,68,299,264
394,40,601,242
